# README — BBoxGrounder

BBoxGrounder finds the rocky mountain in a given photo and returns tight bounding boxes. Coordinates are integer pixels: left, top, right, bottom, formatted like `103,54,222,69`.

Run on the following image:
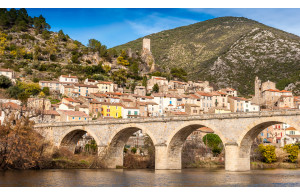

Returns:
113,17,300,95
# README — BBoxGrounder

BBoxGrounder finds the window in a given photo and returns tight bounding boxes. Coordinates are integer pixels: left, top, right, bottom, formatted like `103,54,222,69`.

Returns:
79,117,81,120
85,118,87,120
72,117,75,120
134,111,138,115
107,113,110,116
107,109,110,112
128,111,131,115
116,113,118,117
261,132,264,136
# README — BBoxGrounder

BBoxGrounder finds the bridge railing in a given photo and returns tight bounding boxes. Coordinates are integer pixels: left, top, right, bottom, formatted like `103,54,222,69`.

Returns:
34,109,300,127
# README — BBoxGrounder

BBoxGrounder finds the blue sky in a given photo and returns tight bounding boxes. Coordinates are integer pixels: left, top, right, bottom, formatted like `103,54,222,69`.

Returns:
25,8,300,48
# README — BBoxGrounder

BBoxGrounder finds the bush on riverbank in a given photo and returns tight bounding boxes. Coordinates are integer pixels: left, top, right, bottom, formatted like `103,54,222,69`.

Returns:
258,144,277,163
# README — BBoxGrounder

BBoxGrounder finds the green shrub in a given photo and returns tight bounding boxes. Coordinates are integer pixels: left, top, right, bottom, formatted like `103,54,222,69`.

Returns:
124,147,128,153
283,144,299,163
258,144,277,163
131,147,137,154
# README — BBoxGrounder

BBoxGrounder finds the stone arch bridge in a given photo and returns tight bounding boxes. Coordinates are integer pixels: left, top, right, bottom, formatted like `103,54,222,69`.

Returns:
34,110,300,171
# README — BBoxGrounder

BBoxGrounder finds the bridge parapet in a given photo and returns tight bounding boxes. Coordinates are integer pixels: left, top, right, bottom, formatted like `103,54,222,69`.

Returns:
34,110,300,128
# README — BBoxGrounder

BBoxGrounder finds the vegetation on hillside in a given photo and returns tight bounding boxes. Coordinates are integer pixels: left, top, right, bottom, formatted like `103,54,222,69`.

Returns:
114,17,300,95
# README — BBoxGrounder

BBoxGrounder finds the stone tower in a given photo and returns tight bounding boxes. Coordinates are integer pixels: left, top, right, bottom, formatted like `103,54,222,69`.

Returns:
143,38,151,52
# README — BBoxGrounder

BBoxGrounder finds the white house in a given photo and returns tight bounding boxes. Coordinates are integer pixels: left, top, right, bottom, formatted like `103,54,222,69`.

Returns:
122,106,140,118
59,75,78,83
0,68,15,80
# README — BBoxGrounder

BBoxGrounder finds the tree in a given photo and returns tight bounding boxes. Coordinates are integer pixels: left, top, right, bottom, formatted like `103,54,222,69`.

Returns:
258,144,276,163
58,30,67,41
0,75,12,89
88,39,108,57
41,87,50,96
111,69,127,87
202,133,223,156
152,83,159,93
0,106,49,170
33,15,50,33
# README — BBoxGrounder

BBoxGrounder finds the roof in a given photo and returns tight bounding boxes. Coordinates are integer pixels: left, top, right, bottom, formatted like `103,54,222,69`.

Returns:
97,81,113,84
61,103,75,108
60,75,78,79
123,106,139,109
1,102,21,110
264,89,280,92
0,68,13,72
287,135,300,139
196,127,214,133
101,102,123,107
60,110,89,117
154,77,167,80
74,83,98,88
106,92,123,96
92,93,109,98
286,127,296,130
196,91,213,97
63,97,80,103
121,98,133,102
43,110,60,116
229,96,249,101
280,90,292,93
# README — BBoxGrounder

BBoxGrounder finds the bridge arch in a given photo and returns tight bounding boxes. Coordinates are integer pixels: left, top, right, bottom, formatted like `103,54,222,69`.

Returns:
58,126,100,153
166,121,225,169
235,116,300,171
104,123,157,168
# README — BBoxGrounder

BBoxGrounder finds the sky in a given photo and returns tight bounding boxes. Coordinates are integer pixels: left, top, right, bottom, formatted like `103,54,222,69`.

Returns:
25,8,300,48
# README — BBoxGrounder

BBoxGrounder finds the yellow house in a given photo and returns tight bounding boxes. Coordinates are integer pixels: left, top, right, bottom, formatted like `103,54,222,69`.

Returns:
102,103,123,118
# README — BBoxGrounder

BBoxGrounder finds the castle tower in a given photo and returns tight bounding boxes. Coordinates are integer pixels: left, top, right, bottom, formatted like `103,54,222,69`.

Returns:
255,76,262,99
143,38,151,52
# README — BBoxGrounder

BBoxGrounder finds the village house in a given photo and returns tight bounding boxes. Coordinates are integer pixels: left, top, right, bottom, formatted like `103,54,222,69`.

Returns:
58,110,91,122
101,102,123,118
59,75,78,83
62,97,82,106
75,105,90,116
122,106,140,118
147,76,168,93
84,78,98,86
134,86,146,96
27,98,51,111
97,81,114,93
33,110,61,123
73,84,99,97
58,103,75,111
220,88,238,97
90,93,109,103
0,68,15,80
195,91,213,112
184,104,202,115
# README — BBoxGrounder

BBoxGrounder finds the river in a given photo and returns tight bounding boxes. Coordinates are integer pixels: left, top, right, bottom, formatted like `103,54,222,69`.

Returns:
1,168,300,187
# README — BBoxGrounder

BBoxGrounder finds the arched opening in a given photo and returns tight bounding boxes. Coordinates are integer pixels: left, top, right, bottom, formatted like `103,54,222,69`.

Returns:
239,119,300,170
168,124,224,169
105,127,155,169
59,129,98,155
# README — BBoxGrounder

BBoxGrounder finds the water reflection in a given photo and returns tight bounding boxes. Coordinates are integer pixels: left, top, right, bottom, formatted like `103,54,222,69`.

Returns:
0,168,300,187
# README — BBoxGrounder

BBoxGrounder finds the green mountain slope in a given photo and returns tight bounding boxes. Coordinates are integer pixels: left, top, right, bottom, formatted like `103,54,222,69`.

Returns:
113,17,300,95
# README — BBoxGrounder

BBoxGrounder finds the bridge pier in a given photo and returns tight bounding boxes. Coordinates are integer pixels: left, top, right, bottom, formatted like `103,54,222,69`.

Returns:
225,143,250,171
155,144,181,170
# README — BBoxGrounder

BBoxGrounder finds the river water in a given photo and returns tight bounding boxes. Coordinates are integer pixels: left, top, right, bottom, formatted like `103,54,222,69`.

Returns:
1,168,300,187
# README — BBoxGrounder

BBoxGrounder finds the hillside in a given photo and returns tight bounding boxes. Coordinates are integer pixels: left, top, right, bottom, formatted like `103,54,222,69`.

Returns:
0,8,124,83
113,17,300,95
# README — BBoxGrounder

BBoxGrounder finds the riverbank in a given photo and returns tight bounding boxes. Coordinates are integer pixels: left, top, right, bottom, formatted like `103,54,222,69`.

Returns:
251,161,300,169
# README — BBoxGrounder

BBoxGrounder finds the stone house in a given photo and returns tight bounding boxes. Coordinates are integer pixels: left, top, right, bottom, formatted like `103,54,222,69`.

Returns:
27,98,51,111
147,76,168,93
134,86,146,96
184,104,202,115
62,97,82,106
